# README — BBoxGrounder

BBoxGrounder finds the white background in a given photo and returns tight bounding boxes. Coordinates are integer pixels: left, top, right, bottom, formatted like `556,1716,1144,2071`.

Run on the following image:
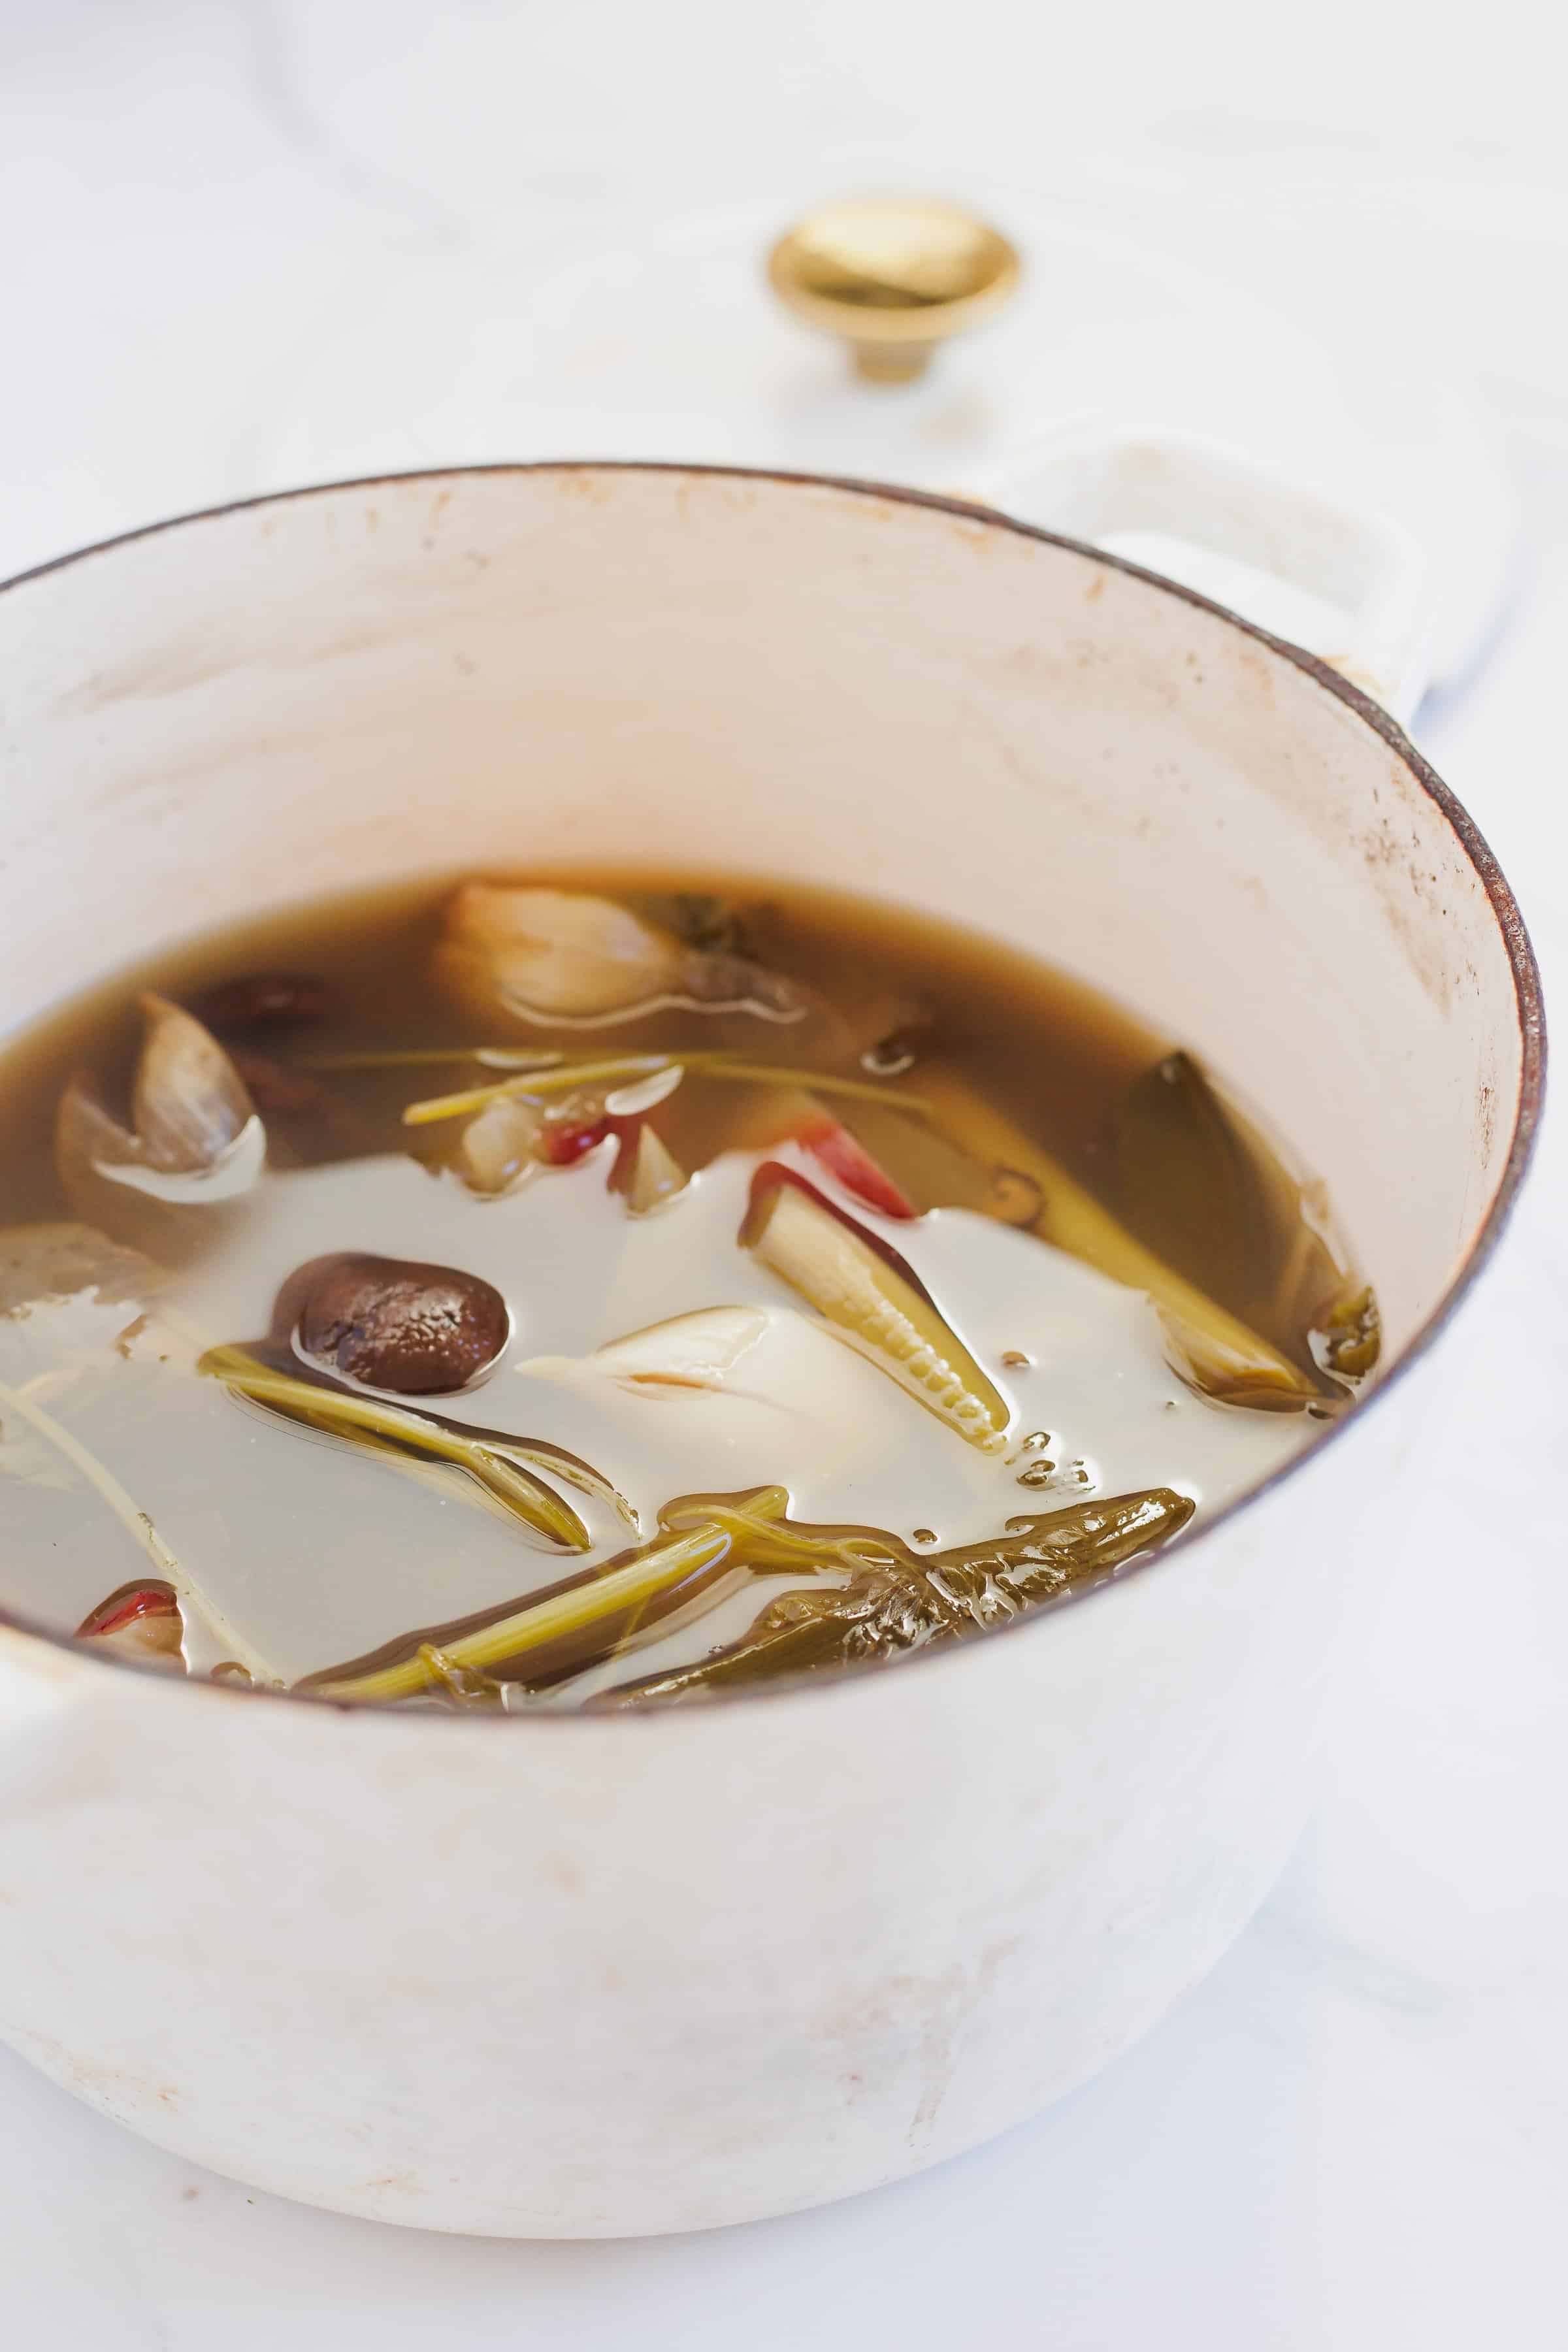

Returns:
1,3,1565,2344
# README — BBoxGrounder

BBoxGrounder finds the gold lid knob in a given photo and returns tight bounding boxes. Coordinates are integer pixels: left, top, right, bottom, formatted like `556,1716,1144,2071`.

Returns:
767,197,1021,384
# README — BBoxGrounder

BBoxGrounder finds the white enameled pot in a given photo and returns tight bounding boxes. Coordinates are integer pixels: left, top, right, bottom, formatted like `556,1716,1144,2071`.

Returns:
0,466,1543,2237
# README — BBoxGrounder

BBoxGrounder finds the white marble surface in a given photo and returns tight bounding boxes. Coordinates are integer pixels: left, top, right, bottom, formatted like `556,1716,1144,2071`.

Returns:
1,3,1563,2343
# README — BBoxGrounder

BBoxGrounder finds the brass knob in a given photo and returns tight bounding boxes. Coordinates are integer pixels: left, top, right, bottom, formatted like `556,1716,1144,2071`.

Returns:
767,197,1021,385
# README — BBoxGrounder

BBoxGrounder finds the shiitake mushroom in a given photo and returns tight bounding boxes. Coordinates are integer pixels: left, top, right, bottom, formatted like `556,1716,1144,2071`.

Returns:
193,973,337,1033
278,1251,511,1394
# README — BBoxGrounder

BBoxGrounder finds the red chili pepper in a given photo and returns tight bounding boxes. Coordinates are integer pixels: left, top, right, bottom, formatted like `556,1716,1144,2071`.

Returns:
78,1584,180,1640
541,1116,615,1168
743,1162,937,1296
794,1115,917,1220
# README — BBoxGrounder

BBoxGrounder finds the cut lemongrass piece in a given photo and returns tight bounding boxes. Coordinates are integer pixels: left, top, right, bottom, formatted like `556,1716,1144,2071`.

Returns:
402,1057,671,1126
308,1488,789,1703
0,1371,283,1684
917,1067,1321,1408
402,1054,932,1128
691,1059,932,1111
297,1046,566,1073
606,1064,685,1117
198,1346,591,1551
474,1048,569,1072
742,1174,1009,1452
664,1494,902,1577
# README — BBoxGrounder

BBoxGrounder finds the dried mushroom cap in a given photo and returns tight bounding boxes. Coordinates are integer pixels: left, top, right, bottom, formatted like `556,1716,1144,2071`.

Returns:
620,1125,688,1215
193,972,336,1033
285,1250,512,1395
433,883,804,1030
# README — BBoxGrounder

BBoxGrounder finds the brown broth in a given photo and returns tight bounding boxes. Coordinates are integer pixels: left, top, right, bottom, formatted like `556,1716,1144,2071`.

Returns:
0,870,1375,1706
0,868,1345,1364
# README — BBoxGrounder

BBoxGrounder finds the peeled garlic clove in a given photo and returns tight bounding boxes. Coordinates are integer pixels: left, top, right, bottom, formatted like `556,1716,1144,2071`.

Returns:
133,994,256,1173
586,1305,770,1392
455,1096,544,1196
621,1124,688,1215
434,884,804,1028
1158,1309,1320,1413
56,1001,265,1215
742,1173,1009,1452
434,885,682,1025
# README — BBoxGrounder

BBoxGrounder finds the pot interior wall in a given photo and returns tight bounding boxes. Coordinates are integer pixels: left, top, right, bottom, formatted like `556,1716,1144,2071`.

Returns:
0,467,1527,1358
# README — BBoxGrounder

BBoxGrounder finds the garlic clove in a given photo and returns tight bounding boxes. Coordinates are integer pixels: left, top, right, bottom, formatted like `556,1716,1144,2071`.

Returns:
455,1095,544,1196
133,993,256,1173
435,885,685,1026
621,1124,689,1216
56,1000,266,1217
583,1305,770,1392
285,1251,512,1394
434,883,805,1030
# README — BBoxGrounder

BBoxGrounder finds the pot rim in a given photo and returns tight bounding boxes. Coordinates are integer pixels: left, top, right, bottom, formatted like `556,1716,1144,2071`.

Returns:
0,460,1547,1720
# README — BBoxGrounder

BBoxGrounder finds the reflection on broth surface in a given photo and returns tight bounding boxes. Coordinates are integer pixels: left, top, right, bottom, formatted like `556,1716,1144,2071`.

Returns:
0,873,1378,1707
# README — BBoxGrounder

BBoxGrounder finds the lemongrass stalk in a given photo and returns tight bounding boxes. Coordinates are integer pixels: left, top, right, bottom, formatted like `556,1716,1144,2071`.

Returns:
402,1054,931,1129
402,1057,672,1125
694,1060,931,1110
0,1372,283,1684
199,1346,590,1551
311,1488,789,1703
297,1047,566,1072
675,1497,900,1576
917,1068,1319,1405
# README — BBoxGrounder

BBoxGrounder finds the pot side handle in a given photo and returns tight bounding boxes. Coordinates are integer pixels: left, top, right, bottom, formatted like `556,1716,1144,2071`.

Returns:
958,427,1434,727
